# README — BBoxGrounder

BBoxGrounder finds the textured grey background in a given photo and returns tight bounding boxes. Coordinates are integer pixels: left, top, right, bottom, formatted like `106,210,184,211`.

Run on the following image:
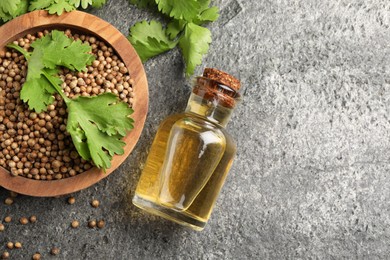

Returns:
1,0,390,259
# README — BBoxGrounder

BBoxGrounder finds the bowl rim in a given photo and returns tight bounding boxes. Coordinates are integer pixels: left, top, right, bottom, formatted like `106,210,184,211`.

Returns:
0,10,149,197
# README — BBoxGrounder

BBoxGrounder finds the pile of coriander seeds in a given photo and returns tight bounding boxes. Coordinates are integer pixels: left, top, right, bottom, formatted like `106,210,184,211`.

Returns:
0,29,135,180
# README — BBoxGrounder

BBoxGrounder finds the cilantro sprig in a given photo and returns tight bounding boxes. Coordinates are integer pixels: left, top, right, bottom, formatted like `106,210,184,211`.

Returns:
128,0,219,76
29,0,107,15
0,0,107,23
8,30,134,170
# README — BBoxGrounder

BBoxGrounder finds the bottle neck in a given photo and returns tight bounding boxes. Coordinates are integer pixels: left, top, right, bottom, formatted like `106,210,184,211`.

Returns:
185,92,234,128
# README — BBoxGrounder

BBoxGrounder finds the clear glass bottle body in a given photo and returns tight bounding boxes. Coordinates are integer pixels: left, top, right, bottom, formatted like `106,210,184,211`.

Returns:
133,77,239,231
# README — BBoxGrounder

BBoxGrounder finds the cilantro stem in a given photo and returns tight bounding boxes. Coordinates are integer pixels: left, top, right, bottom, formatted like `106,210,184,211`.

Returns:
6,43,31,60
41,70,71,104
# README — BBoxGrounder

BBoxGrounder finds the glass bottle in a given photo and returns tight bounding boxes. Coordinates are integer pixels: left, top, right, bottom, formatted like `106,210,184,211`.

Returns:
133,68,241,231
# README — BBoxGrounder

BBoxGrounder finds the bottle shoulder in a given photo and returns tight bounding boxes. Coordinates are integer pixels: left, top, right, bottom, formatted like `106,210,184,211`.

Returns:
158,113,236,148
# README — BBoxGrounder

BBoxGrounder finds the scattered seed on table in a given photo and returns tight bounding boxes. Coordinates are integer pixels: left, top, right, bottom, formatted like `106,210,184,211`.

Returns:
71,220,79,228
4,198,13,205
97,220,105,229
0,224,4,231
32,253,41,260
4,216,11,223
67,197,76,205
88,220,97,228
14,242,22,249
29,216,37,223
91,199,100,208
19,217,28,225
50,247,60,255
6,242,13,249
1,251,9,259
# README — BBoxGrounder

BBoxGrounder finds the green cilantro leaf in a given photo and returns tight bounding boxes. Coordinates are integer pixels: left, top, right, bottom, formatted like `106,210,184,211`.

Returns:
14,0,30,19
0,0,21,14
0,0,28,22
129,0,156,9
128,20,178,62
127,0,219,75
166,19,186,40
193,0,219,24
29,0,107,15
29,0,75,15
197,6,219,23
20,70,59,113
8,30,94,112
0,8,13,23
46,1,75,15
27,49,45,79
35,30,95,71
29,0,53,11
91,0,107,8
197,0,217,12
68,0,92,9
156,0,201,22
179,23,211,76
7,43,59,113
67,93,134,169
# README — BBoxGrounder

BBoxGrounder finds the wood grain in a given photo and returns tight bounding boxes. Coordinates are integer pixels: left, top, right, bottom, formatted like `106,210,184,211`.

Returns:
0,10,149,197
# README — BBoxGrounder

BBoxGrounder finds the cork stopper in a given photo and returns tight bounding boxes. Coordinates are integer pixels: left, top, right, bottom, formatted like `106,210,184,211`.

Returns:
203,68,241,91
192,68,241,109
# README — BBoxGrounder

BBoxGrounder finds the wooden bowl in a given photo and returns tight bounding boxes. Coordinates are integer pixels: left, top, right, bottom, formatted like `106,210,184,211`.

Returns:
0,10,148,197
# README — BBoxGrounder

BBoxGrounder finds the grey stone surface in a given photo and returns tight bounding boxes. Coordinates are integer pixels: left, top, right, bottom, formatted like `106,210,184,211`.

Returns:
1,0,390,259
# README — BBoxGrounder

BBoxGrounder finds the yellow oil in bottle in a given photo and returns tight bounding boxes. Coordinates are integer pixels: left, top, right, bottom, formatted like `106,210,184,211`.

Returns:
133,69,241,231
133,94,237,230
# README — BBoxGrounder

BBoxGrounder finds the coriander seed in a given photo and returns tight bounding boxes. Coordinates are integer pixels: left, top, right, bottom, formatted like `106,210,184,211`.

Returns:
97,219,105,229
4,197,13,205
88,220,96,228
91,199,100,208
71,220,79,228
50,247,60,255
1,251,9,259
4,216,11,223
0,224,4,231
19,217,28,225
29,215,37,223
14,242,22,249
32,253,41,260
67,196,76,205
6,242,13,249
